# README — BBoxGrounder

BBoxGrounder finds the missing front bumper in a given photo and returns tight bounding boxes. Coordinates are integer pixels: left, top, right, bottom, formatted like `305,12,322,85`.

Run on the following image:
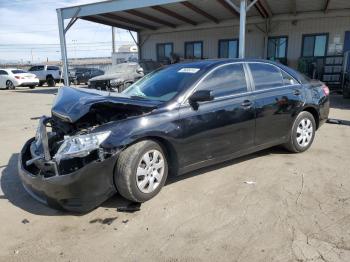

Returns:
18,138,118,213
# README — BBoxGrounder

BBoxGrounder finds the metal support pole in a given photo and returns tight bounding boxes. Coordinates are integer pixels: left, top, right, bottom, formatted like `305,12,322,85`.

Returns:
112,27,116,53
239,0,247,58
57,8,69,86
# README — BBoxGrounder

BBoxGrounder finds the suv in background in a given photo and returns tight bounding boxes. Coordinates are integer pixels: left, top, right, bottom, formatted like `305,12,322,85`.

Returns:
28,65,62,87
71,67,104,85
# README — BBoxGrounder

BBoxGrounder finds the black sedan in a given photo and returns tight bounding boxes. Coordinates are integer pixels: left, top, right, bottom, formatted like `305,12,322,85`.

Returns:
18,59,329,212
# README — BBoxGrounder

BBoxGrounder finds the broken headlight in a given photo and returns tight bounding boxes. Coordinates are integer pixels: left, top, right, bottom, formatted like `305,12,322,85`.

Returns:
54,131,111,163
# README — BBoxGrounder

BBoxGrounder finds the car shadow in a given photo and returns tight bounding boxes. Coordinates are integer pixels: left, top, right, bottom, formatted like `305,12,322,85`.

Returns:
0,153,139,216
1,147,288,216
14,87,58,95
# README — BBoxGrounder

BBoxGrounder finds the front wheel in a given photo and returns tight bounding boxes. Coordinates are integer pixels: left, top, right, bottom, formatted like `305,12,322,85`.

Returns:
284,111,316,153
29,85,36,89
115,140,168,202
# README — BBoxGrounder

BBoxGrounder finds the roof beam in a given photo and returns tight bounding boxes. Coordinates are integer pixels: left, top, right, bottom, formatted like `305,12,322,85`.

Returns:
103,13,157,30
324,0,331,13
125,9,176,28
181,1,219,24
217,0,239,17
252,0,267,18
151,5,197,25
60,0,185,20
291,0,297,16
81,15,139,31
258,0,272,17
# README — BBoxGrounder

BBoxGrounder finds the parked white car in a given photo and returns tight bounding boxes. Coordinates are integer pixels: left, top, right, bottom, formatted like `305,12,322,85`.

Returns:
28,65,62,87
0,68,39,89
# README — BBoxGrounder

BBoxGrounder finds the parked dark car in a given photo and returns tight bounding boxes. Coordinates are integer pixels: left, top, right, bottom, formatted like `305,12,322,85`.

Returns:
88,61,161,92
18,59,329,212
70,67,104,85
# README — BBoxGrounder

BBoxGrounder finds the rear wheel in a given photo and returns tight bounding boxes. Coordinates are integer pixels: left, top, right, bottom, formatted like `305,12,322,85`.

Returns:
29,85,36,89
46,76,55,87
115,140,168,202
6,80,15,90
284,111,316,153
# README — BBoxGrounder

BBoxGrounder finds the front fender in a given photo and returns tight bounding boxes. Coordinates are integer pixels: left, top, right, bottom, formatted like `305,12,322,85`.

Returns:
97,109,181,150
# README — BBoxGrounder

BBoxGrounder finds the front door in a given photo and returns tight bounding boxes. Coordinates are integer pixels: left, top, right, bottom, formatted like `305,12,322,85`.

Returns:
176,63,255,168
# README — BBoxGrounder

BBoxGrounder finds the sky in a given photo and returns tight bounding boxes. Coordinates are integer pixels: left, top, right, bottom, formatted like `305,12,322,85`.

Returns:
0,0,136,63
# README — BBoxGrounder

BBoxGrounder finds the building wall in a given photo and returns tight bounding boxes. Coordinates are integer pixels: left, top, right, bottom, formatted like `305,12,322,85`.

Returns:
139,14,350,69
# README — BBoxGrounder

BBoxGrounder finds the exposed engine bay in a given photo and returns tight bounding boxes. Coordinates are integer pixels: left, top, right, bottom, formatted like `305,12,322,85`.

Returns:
27,100,155,178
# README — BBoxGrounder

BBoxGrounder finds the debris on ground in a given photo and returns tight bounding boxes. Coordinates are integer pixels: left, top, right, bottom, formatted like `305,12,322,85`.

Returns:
117,202,141,212
122,219,129,224
89,217,118,225
244,181,256,185
21,219,30,224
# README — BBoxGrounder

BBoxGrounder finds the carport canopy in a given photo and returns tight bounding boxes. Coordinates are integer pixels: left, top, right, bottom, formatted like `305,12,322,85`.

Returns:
57,0,350,84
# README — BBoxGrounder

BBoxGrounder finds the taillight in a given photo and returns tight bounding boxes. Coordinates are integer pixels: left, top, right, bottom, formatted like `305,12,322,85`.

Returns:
322,85,330,96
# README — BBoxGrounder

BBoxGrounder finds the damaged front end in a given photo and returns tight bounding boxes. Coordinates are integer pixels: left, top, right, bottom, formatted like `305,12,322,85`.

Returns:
18,87,159,212
19,115,119,212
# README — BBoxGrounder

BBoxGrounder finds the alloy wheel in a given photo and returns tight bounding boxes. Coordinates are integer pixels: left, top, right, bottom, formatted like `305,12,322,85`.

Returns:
136,150,165,194
296,118,313,147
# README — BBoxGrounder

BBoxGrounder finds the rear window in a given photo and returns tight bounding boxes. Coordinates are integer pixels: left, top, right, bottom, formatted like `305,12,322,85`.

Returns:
47,66,59,70
11,70,27,74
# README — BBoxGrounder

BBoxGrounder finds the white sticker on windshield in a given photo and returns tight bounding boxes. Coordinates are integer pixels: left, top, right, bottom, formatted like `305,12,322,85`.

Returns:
178,68,200,74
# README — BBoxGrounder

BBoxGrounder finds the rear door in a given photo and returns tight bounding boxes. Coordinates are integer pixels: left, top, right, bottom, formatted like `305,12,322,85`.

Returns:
247,62,304,146
177,63,255,168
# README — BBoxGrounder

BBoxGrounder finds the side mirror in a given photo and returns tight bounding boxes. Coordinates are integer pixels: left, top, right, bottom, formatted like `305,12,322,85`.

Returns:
189,90,214,104
136,68,144,74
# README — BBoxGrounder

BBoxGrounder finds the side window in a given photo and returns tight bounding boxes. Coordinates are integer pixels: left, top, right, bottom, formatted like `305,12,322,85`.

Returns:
0,70,8,75
197,63,247,97
37,66,45,71
249,63,283,90
281,71,298,85
28,66,36,71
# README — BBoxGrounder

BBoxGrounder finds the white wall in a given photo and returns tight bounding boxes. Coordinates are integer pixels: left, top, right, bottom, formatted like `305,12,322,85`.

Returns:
139,12,350,69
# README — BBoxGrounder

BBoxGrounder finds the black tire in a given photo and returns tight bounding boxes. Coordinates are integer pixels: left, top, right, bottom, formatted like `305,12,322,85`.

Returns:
6,80,15,90
29,85,36,89
115,140,168,202
284,111,316,153
47,76,55,87
38,81,44,87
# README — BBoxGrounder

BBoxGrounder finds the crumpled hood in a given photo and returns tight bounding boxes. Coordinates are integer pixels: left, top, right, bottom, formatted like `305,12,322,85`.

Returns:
89,72,130,82
51,86,161,123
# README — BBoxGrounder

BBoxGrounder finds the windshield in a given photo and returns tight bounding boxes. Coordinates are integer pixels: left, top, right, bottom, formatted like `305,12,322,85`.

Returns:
11,69,27,74
122,64,204,102
106,63,137,74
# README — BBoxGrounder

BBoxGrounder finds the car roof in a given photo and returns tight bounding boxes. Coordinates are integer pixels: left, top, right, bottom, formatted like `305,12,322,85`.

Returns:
173,59,301,83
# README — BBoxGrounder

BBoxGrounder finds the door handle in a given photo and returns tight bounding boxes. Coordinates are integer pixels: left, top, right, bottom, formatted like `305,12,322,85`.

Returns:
241,100,252,108
293,89,301,96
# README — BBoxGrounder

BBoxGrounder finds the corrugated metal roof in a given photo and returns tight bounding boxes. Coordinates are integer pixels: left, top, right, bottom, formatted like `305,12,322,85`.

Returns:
59,0,350,31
